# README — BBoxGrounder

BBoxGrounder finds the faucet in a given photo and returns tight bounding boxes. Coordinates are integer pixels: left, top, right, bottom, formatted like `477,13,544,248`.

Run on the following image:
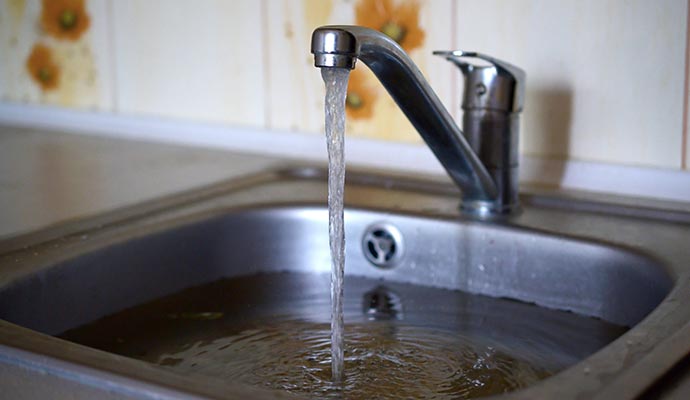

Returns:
311,26,525,217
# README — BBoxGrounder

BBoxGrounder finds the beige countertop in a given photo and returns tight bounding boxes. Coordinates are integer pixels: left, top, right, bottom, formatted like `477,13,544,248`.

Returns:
0,124,284,240
4,124,690,244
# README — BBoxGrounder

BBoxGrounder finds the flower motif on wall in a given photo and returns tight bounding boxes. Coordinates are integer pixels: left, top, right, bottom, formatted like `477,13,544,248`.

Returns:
40,0,91,41
346,68,378,120
26,44,60,91
355,0,425,52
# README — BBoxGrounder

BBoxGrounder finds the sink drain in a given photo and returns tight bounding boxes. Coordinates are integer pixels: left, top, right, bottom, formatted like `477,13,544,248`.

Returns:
361,223,403,268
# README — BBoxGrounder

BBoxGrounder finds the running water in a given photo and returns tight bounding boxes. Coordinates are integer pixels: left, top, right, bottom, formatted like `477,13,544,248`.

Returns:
321,67,350,382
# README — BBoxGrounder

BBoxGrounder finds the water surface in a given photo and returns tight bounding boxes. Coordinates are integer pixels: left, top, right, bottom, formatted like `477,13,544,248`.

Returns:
60,273,627,399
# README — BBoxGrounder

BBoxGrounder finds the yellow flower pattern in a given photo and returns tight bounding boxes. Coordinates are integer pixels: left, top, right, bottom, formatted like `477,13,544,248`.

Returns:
40,0,91,41
349,0,427,122
26,44,60,91
355,0,425,52
345,68,378,120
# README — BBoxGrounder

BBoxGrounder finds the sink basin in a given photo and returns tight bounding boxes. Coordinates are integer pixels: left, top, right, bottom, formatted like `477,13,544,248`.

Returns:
0,165,689,399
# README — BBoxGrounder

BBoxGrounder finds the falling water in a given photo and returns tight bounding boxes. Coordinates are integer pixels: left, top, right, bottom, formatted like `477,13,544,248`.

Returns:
321,68,350,382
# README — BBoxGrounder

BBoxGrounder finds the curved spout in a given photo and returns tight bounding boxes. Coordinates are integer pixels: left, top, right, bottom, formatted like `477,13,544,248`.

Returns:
311,26,497,203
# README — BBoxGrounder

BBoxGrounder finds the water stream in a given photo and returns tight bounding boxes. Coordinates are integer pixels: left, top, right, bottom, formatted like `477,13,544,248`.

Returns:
321,68,350,382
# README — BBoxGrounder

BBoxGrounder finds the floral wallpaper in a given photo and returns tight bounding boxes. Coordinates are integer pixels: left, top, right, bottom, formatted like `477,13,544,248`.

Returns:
1,0,105,108
0,0,687,169
356,0,424,52
281,0,445,144
26,0,91,91
26,43,59,90
0,0,440,140
344,69,377,120
346,0,424,121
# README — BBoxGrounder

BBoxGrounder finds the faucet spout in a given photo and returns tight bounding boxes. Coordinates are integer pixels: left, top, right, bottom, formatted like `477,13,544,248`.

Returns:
311,26,502,214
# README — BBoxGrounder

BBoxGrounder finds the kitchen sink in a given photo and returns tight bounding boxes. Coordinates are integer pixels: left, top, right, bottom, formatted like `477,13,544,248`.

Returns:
0,165,689,399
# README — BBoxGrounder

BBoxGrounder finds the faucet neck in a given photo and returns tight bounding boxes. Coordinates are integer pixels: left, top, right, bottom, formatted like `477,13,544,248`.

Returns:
312,26,523,217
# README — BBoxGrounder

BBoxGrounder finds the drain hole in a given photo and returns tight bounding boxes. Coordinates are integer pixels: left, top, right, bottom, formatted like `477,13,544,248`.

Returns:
367,241,378,258
362,223,403,268
386,242,396,261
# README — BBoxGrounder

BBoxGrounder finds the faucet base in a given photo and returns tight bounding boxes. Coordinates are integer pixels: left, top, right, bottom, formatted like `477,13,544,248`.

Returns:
460,199,521,219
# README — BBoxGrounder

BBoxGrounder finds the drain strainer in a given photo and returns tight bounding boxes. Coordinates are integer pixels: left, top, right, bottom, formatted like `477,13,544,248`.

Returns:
361,223,403,268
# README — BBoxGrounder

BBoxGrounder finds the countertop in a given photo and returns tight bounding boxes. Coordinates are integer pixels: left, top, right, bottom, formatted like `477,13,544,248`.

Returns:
4,123,690,243
0,124,284,240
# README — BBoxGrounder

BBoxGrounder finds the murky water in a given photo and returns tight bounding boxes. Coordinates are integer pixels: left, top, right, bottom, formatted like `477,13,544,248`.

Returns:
60,273,627,399
322,67,350,381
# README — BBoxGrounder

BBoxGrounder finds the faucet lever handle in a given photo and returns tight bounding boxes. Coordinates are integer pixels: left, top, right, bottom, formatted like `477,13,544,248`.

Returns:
433,50,525,113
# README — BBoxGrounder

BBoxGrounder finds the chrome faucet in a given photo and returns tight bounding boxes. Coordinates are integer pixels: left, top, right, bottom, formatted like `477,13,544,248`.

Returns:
311,26,525,216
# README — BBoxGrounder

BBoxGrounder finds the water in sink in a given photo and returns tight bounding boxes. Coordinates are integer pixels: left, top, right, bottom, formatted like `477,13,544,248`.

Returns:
59,272,627,399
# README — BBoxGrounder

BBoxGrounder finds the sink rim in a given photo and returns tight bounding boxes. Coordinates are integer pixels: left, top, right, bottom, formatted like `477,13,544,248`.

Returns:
0,204,669,334
0,165,689,400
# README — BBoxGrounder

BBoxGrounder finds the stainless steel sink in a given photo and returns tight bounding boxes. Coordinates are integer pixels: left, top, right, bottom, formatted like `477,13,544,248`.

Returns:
1,165,689,399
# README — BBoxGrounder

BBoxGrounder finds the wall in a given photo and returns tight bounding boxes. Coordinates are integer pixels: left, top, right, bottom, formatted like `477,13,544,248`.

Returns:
0,1,689,175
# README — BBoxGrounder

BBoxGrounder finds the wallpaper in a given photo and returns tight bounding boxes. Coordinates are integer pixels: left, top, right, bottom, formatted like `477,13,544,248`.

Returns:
1,0,688,169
